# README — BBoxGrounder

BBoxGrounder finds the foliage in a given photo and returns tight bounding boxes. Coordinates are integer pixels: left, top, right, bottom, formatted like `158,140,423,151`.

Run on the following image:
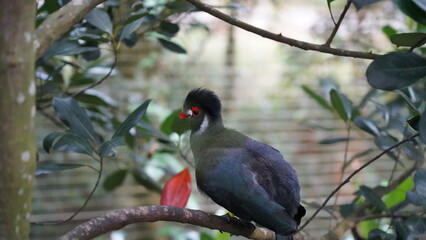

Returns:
32,0,426,239
35,0,195,231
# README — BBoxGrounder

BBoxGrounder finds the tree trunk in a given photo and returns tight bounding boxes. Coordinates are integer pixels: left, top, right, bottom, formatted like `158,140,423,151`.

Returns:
0,0,36,239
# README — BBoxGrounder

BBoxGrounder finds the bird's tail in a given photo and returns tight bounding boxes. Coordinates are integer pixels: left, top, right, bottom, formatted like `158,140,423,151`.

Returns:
294,205,306,226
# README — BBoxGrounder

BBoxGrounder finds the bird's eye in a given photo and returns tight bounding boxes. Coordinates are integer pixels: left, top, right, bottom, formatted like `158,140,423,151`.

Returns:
191,107,201,116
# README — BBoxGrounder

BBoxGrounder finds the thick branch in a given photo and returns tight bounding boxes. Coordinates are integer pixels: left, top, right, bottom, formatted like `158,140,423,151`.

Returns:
185,0,379,60
60,205,287,240
35,0,108,59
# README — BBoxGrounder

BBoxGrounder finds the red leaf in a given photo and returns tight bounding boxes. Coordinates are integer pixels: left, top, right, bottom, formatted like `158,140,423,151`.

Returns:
160,168,192,207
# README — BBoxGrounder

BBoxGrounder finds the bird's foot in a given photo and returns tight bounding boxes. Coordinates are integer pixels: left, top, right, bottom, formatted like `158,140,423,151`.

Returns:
220,212,236,223
220,213,252,228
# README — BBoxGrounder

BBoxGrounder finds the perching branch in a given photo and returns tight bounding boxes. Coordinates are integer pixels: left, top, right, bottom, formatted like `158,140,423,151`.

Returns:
59,205,297,240
299,133,420,232
184,0,379,60
35,0,108,59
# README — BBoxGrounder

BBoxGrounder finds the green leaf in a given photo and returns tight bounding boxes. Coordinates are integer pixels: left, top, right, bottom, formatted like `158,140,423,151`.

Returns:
407,114,420,131
352,0,381,10
103,169,128,191
165,1,197,12
318,137,352,144
75,89,118,107
330,89,353,121
158,21,180,37
393,219,410,239
97,138,123,157
383,177,414,208
393,0,426,25
200,232,215,240
53,97,100,144
38,0,60,14
43,132,63,153
359,185,389,212
382,25,398,39
374,134,397,150
52,132,93,155
158,38,187,54
358,220,380,239
119,18,144,42
354,116,381,136
368,229,396,240
112,99,152,139
132,169,162,193
395,89,420,113
84,8,113,35
400,141,424,161
301,85,332,110
390,32,426,48
98,100,152,156
420,110,426,143
340,203,356,218
160,109,190,135
122,12,149,26
406,169,426,207
36,162,87,176
43,38,99,59
366,52,426,90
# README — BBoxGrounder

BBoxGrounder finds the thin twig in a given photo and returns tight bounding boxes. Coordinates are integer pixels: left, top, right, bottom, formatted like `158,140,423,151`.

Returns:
324,0,352,46
184,0,378,60
298,133,420,232
32,156,104,225
36,106,67,129
70,44,118,98
331,124,351,226
387,127,407,185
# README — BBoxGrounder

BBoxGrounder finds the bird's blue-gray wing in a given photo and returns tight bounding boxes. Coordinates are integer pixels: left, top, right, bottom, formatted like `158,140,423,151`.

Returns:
245,139,301,217
196,147,298,235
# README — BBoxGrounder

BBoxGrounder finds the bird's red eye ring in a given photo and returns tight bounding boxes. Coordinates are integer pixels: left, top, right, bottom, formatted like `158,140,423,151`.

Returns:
191,107,201,116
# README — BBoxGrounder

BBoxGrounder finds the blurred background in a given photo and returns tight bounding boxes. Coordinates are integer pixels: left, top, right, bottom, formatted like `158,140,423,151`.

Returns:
31,0,408,239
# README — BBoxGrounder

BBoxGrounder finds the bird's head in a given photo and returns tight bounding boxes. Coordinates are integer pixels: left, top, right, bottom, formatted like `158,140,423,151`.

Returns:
180,88,223,134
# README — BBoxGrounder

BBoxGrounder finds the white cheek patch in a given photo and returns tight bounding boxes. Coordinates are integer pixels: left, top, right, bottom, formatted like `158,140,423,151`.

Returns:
195,115,209,135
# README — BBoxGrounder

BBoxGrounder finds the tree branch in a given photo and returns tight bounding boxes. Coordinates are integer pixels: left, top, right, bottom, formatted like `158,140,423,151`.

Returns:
184,0,379,60
59,205,292,240
35,0,108,59
324,0,352,46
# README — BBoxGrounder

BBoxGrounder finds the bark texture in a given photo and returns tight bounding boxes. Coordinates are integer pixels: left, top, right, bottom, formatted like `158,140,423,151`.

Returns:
0,0,37,239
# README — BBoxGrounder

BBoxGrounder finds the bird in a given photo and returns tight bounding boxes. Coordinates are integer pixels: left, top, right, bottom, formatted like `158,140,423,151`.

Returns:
180,88,306,238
